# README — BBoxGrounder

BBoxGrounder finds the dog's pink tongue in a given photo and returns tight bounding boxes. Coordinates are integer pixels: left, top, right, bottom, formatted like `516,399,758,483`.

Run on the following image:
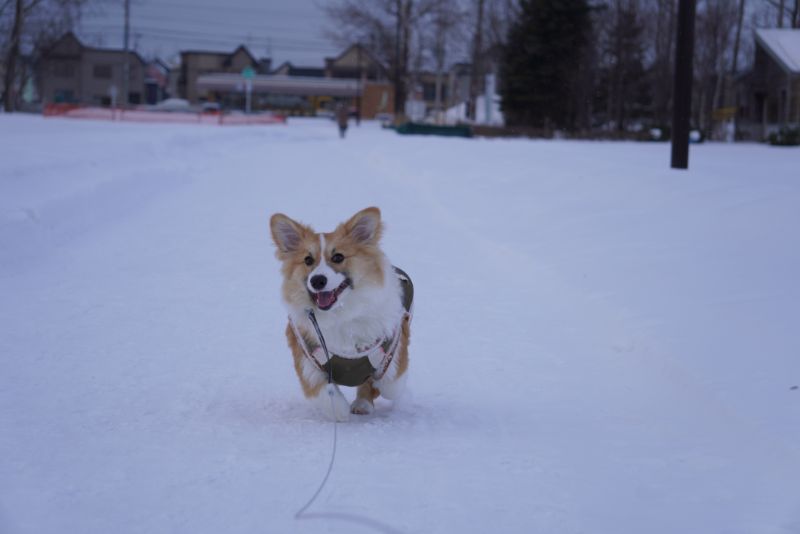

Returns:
316,291,336,309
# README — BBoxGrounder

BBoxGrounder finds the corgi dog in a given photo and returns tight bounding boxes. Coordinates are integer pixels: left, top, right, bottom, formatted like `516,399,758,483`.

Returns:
269,207,412,421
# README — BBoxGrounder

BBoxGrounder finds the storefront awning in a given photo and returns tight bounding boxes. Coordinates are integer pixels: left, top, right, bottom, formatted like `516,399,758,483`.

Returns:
196,74,362,96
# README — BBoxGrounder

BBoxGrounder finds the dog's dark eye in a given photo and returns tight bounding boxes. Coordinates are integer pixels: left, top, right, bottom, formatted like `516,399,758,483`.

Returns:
331,253,345,264
304,255,314,266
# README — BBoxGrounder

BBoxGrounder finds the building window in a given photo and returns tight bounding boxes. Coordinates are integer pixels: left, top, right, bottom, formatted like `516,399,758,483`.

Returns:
54,63,75,78
93,65,112,79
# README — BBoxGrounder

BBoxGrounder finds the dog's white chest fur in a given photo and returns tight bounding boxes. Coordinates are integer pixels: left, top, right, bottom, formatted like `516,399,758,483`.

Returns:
288,258,404,357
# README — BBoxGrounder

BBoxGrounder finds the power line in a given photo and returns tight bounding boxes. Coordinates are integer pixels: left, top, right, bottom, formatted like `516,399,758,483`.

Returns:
79,23,334,49
99,12,331,41
81,1,328,25
147,0,321,18
78,28,336,54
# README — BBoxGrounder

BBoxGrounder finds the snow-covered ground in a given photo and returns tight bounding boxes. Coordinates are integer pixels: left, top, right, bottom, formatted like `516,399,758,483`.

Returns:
1,115,798,534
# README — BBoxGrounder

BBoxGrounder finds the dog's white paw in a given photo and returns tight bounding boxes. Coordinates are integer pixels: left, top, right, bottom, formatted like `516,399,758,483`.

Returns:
312,384,350,422
350,398,374,415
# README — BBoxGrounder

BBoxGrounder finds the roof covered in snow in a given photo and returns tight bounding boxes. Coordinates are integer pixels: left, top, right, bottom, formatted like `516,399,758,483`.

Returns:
755,29,800,75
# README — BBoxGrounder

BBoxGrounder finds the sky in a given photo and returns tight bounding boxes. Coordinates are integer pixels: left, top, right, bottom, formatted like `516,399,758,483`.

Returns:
77,0,341,68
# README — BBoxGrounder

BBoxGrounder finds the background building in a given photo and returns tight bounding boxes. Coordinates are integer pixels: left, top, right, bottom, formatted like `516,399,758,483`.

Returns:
738,29,800,139
38,32,146,106
193,42,394,117
178,46,262,104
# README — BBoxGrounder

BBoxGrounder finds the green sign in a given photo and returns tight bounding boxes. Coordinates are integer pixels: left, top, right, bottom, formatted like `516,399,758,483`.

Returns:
241,66,255,80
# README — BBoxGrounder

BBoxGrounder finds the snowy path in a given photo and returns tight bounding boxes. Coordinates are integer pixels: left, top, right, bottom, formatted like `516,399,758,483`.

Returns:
1,116,799,533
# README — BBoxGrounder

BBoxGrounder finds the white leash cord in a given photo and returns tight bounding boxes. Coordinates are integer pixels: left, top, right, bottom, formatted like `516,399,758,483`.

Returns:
291,309,406,534
294,387,338,518
294,309,338,519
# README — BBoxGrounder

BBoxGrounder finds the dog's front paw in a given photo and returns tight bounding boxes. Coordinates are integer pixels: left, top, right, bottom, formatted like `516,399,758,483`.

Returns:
350,398,374,415
313,384,351,422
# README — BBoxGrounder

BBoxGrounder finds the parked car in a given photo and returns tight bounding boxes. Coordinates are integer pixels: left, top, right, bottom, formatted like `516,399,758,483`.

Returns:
151,98,191,112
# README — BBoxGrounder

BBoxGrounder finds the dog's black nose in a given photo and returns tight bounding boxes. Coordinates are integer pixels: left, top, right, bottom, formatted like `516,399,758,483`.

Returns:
310,274,327,291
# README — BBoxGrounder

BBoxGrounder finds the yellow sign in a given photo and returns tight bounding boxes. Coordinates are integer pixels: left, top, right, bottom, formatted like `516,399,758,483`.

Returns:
712,107,736,120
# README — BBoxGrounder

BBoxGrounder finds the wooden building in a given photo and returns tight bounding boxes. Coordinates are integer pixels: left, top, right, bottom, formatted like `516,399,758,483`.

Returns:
738,29,800,139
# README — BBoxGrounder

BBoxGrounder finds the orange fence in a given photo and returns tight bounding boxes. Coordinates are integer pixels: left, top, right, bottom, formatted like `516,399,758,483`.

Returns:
43,104,286,126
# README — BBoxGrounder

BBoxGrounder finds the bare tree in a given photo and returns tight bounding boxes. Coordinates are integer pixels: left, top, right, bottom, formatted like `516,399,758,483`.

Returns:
324,0,439,119
484,0,516,51
426,0,466,122
2,0,87,111
608,0,646,131
646,0,677,126
590,0,647,132
3,0,24,111
692,0,738,137
730,0,746,80
467,0,484,120
763,0,800,27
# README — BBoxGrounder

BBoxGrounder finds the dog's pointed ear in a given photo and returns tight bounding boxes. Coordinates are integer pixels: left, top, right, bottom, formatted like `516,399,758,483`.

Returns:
270,213,306,253
344,207,382,245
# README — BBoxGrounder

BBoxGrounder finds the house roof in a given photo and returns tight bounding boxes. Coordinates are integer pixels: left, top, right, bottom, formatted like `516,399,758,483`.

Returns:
271,61,324,77
181,50,230,57
47,32,147,65
755,29,800,75
325,43,386,71
181,45,256,63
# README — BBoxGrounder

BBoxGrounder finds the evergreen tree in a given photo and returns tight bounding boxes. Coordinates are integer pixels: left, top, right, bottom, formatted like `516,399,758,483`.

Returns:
500,0,592,130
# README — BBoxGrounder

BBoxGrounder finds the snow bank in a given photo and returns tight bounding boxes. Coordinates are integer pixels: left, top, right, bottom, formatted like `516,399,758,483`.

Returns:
1,115,798,534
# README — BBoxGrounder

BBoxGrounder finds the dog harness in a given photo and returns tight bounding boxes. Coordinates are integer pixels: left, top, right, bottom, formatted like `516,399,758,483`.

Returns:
289,267,414,387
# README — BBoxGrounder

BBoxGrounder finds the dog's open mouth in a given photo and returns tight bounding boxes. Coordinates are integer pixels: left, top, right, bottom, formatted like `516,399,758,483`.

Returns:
309,279,351,311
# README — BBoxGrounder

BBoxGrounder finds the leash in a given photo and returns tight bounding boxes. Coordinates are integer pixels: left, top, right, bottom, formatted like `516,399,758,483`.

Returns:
292,307,408,533
294,308,338,519
306,309,333,385
293,267,413,526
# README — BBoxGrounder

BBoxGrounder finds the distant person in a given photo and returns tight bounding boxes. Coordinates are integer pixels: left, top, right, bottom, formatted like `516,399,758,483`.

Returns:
336,103,349,138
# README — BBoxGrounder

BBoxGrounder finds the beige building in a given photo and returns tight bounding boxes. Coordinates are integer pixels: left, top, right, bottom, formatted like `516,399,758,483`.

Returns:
178,46,260,103
192,43,394,118
38,32,146,106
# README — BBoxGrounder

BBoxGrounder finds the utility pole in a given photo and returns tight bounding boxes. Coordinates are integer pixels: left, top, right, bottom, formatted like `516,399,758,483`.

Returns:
468,0,485,121
356,42,362,125
670,0,696,170
394,0,402,119
122,0,130,111
401,0,411,119
2,0,24,112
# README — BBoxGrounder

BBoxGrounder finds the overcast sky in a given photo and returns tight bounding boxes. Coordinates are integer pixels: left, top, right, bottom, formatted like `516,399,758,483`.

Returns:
77,0,340,67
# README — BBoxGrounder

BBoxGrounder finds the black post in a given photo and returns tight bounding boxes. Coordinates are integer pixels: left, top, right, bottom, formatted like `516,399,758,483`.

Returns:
671,0,696,170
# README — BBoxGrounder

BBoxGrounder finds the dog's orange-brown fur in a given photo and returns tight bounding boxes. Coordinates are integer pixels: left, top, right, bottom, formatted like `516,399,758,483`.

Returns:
271,207,411,418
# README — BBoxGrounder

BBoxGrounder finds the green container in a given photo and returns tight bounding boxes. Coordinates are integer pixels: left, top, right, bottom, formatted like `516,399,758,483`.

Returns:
395,122,472,138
